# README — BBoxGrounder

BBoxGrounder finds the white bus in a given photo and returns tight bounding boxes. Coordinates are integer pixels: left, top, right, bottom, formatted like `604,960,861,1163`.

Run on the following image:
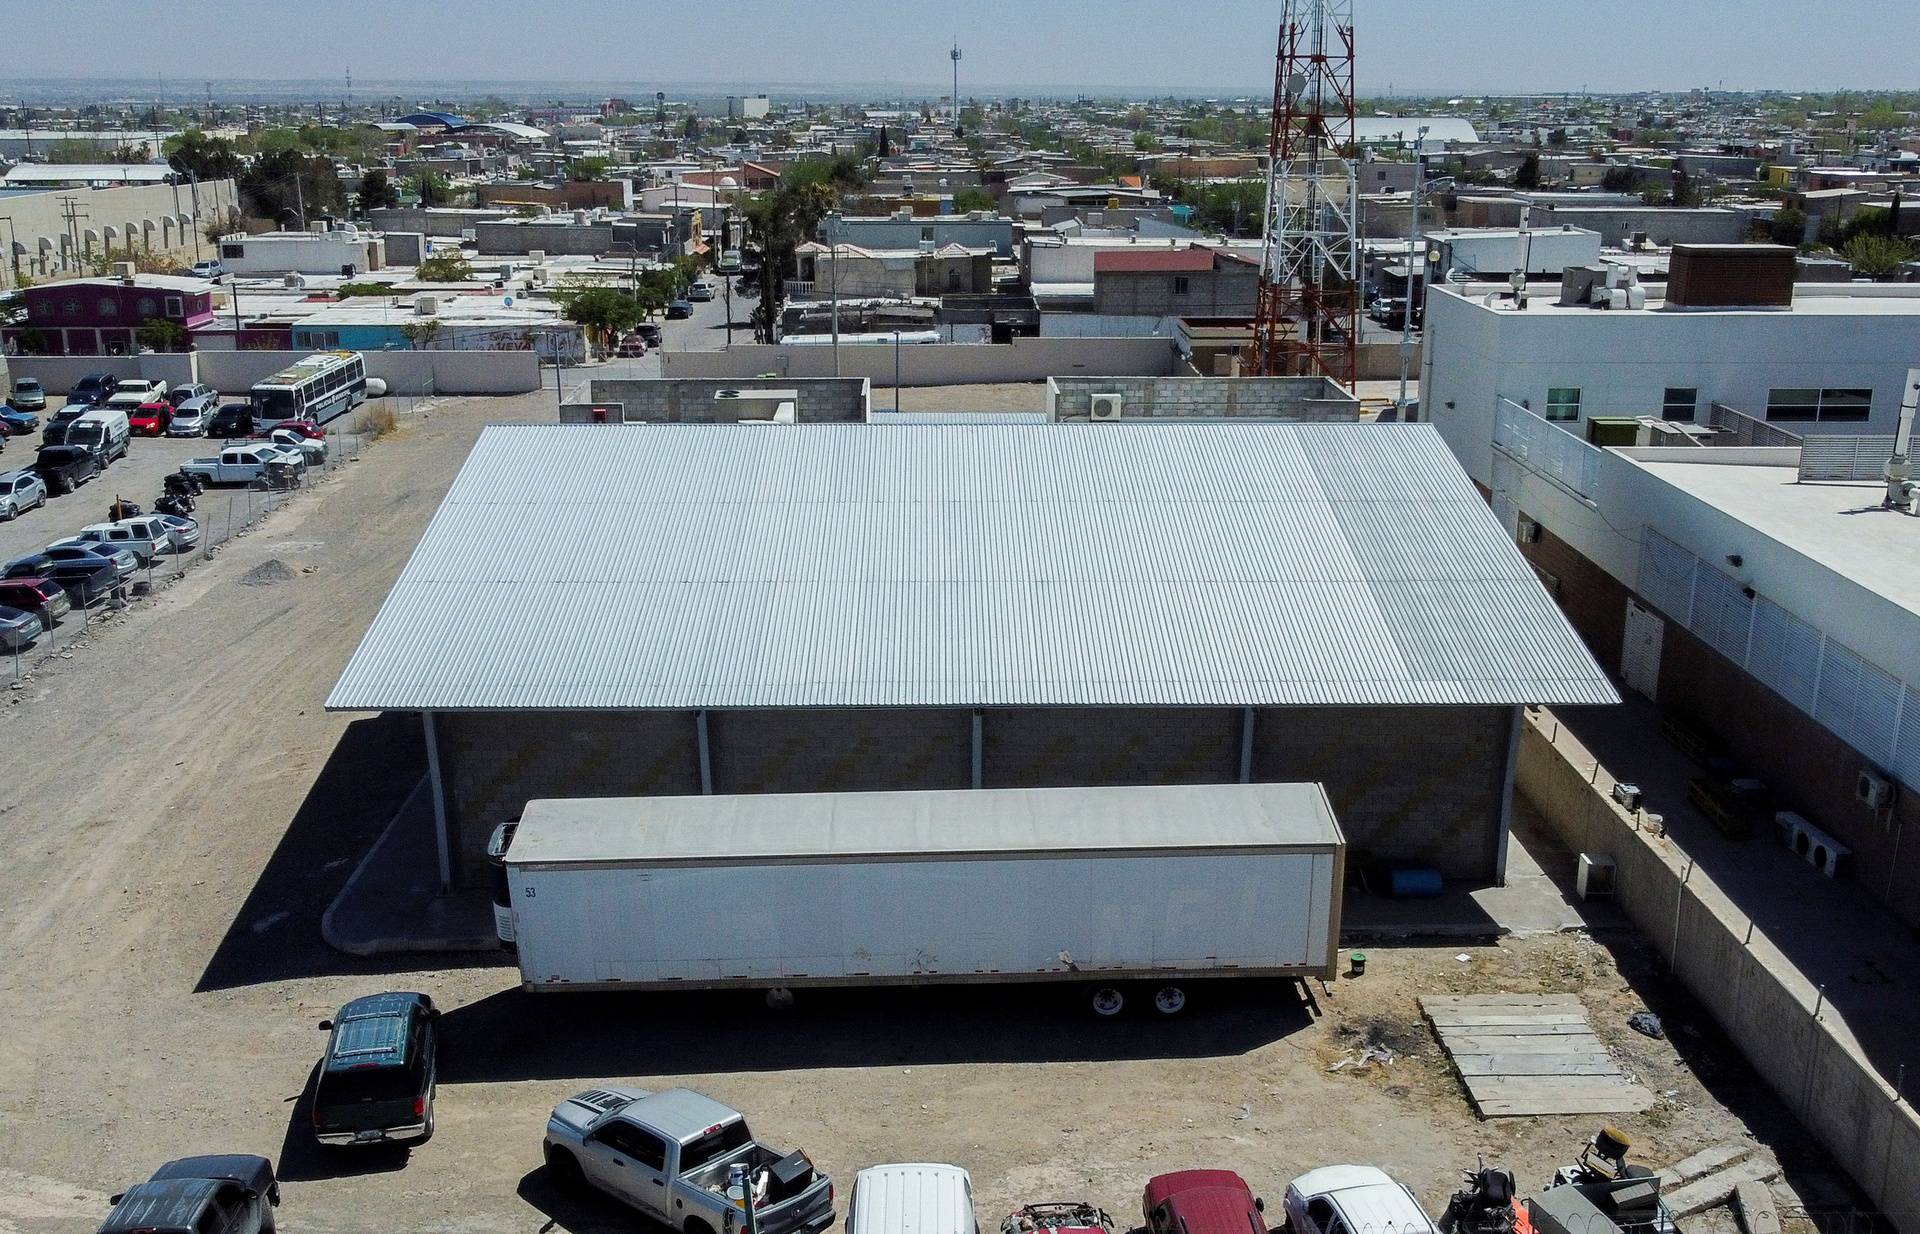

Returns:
249,351,368,426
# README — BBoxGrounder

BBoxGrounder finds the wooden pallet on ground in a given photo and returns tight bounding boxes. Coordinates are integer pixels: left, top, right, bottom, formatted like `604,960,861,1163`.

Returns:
1420,993,1656,1118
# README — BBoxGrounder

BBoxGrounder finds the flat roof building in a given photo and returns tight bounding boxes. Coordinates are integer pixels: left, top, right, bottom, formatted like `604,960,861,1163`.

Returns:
329,420,1611,890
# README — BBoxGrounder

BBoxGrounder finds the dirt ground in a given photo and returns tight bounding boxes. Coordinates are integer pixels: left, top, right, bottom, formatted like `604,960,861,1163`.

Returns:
0,392,1843,1234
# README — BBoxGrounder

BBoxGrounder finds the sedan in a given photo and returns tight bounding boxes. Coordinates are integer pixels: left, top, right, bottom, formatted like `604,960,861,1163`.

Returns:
0,604,43,650
155,513,201,552
8,377,47,413
259,419,324,441
40,540,139,582
129,400,172,436
665,299,693,319
0,469,47,520
267,427,327,465
0,405,41,435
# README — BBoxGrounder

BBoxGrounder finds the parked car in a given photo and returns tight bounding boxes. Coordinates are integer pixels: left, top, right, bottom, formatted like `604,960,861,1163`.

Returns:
615,335,648,358
79,518,172,563
0,603,44,649
167,394,218,437
1,554,121,607
8,376,47,413
99,1154,280,1234
179,442,305,486
42,540,140,581
543,1087,835,1234
66,407,131,466
0,404,41,435
0,577,72,628
67,371,120,407
260,418,324,441
267,427,327,465
154,512,202,551
0,469,48,519
849,1165,975,1234
1143,1172,1266,1234
686,281,716,302
206,402,257,438
129,400,172,436
1001,1202,1115,1234
311,991,440,1148
1284,1167,1438,1234
33,444,100,495
188,259,225,281
666,299,693,319
109,377,167,404
41,405,88,445
636,322,663,347
165,382,215,409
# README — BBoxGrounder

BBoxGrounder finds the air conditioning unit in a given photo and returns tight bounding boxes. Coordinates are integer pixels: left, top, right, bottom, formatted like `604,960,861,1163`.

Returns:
414,294,439,315
1856,769,1895,810
1575,853,1616,900
1516,515,1541,544
1088,393,1123,421
1776,811,1852,878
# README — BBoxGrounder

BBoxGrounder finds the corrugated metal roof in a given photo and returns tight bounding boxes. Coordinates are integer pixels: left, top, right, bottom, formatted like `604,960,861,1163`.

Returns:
326,422,1616,713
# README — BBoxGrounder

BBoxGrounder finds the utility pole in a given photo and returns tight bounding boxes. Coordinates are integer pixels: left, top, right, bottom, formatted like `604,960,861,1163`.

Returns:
58,195,90,272
294,168,307,231
1397,125,1428,411
951,42,963,132
828,212,841,376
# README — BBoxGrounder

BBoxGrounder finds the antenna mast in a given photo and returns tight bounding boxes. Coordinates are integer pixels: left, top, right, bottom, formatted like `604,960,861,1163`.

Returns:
1252,0,1359,387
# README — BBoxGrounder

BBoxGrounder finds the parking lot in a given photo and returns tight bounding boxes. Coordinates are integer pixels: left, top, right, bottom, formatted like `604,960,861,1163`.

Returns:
0,390,1851,1234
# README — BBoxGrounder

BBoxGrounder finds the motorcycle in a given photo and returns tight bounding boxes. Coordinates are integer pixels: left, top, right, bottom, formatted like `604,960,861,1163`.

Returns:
155,492,194,517
168,469,207,496
1441,1162,1520,1234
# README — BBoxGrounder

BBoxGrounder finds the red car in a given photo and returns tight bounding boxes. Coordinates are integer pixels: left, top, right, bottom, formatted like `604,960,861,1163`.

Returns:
256,418,323,441
1144,1172,1268,1234
129,400,171,435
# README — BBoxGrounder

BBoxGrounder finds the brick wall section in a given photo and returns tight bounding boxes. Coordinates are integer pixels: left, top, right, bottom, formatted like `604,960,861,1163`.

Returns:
983,708,1242,787
1518,522,1630,668
1251,705,1511,879
1049,375,1360,421
437,710,702,882
711,709,971,794
586,378,868,422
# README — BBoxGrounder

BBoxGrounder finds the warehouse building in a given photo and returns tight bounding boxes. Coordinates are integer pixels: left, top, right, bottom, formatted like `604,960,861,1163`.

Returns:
327,420,1614,889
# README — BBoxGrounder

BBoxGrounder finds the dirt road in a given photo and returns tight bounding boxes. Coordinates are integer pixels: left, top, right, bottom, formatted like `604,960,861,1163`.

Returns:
0,394,1841,1234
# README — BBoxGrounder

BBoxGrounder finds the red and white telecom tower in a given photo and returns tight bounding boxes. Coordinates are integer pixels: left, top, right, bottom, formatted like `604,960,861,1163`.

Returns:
1251,0,1359,386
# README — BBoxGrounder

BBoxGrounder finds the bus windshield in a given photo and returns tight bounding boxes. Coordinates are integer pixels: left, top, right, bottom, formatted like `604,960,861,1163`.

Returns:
256,389,301,421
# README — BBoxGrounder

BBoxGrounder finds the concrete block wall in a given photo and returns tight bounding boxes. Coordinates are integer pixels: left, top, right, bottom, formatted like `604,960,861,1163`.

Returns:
436,710,703,880
1254,705,1510,879
983,707,1242,787
660,336,1179,386
5,353,197,394
1047,375,1361,421
585,377,869,422
1518,714,1920,1230
710,709,971,794
194,349,541,396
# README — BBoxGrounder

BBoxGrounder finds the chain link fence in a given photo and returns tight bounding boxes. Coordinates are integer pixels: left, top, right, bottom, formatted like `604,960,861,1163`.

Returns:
5,413,378,686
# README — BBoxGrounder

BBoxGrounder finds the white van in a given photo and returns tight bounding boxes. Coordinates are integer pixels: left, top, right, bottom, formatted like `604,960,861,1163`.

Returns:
69,406,131,465
847,1165,977,1234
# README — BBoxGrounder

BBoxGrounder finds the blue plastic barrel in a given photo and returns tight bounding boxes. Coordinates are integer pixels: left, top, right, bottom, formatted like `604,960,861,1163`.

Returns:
1388,866,1444,898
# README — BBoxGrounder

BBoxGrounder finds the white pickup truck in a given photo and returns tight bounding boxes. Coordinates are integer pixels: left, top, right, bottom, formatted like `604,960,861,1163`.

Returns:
544,1088,834,1234
177,442,305,486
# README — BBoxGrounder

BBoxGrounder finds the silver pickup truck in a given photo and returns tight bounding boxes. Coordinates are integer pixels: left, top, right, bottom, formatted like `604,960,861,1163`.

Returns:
544,1087,834,1234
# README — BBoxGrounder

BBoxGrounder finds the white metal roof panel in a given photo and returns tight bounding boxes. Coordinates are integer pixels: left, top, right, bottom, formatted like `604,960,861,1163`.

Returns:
509,782,1343,867
326,422,1615,712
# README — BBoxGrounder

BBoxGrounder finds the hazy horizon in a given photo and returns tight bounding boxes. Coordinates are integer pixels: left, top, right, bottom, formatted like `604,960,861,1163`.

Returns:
0,0,1914,99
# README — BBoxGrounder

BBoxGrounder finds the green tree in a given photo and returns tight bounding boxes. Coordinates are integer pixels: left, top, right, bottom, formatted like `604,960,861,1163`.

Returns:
742,174,841,342
568,156,612,182
1514,153,1541,189
1766,207,1809,247
203,207,246,247
415,253,474,281
165,129,244,180
552,284,644,354
951,187,996,213
398,318,442,349
239,147,344,223
136,317,189,352
1133,131,1159,152
44,138,108,164
335,281,392,298
515,165,542,181
413,171,452,207
1600,166,1638,193
356,168,399,213
1841,233,1914,278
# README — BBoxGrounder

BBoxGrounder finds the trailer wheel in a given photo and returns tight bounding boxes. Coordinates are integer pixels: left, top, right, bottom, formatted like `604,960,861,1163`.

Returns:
1153,985,1188,1016
1090,986,1125,1017
764,987,796,1011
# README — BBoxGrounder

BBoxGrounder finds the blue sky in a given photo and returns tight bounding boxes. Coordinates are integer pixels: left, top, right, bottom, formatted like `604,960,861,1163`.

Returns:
1,0,1913,95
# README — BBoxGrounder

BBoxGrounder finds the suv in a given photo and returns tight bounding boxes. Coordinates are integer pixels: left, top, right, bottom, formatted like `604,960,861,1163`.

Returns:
189,259,225,281
311,991,440,1147
166,382,215,408
0,469,47,519
0,577,72,628
207,402,256,438
101,1155,280,1234
67,371,120,407
1284,1167,1438,1234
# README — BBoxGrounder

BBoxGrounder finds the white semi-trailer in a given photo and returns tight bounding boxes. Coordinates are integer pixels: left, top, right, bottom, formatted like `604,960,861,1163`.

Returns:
502,781,1345,1015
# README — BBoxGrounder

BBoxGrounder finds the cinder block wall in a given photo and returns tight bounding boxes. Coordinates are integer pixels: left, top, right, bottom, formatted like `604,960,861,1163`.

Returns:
438,710,702,881
1252,705,1510,879
984,707,1241,786
587,377,868,422
1048,375,1361,421
711,709,971,794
